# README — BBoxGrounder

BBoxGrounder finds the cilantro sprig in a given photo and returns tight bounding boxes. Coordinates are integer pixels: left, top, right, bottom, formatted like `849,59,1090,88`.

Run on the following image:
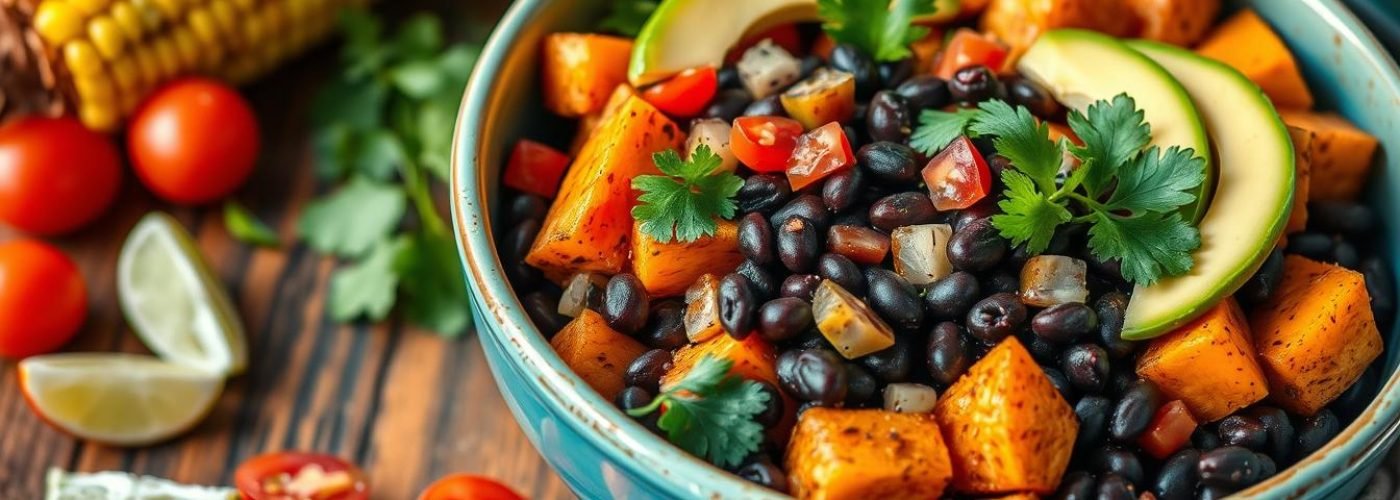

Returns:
628,355,770,468
632,145,744,243
913,94,1207,285
817,0,936,62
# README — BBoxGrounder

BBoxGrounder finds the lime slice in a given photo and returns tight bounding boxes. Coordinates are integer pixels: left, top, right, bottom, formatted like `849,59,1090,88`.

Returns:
19,353,224,447
117,212,247,376
45,467,237,500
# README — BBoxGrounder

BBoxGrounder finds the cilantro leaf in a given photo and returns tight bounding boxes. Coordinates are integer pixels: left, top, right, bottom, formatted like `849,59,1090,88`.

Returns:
299,178,407,258
1105,145,1206,215
818,0,935,62
1067,94,1151,197
223,201,279,248
991,170,1071,253
598,0,658,37
329,237,406,322
910,108,980,155
396,231,473,336
632,146,743,243
628,355,770,468
969,100,1062,191
1087,211,1200,285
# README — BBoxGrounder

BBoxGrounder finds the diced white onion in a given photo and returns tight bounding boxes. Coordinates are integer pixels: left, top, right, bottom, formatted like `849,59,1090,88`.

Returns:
684,274,723,342
1020,255,1089,307
891,224,954,286
558,272,608,317
736,39,801,99
812,280,896,359
883,383,939,413
686,119,738,172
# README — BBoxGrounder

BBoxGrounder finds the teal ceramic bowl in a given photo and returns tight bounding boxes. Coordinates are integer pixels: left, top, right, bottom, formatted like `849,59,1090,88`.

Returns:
451,0,1400,497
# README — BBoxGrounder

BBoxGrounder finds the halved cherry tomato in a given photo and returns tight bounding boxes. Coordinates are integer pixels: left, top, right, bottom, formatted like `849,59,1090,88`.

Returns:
1139,400,1199,460
0,239,87,359
502,139,570,198
730,116,804,173
933,30,1009,79
922,135,992,211
725,24,803,63
641,66,718,118
418,474,524,500
786,122,854,190
234,452,369,500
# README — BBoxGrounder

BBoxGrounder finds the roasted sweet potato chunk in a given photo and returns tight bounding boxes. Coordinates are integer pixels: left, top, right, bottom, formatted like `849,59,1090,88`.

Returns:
933,337,1078,495
981,0,1139,58
1280,110,1380,201
660,333,778,391
1136,298,1269,422
1197,10,1313,109
632,219,744,297
550,310,649,401
787,408,953,500
1127,0,1220,45
541,34,633,117
1285,126,1314,234
1250,256,1384,416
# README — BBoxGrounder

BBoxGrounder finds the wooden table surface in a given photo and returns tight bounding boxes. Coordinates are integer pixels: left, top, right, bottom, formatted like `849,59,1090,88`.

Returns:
0,2,574,498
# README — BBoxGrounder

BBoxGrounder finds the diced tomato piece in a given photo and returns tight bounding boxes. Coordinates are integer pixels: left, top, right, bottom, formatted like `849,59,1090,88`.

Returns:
786,122,854,191
730,116,804,173
934,29,1009,79
641,66,719,118
921,136,992,211
827,225,890,265
726,24,803,63
502,139,570,198
1139,400,1199,460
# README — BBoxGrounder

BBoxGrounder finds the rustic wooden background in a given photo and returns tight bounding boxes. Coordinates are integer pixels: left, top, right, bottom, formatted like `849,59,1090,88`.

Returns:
0,1,574,498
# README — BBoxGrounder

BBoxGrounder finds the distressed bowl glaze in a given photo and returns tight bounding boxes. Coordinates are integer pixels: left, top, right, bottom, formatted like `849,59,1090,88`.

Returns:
450,0,1400,497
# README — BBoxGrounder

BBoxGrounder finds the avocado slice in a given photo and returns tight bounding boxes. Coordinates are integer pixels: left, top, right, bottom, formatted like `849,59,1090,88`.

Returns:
628,0,960,87
1118,40,1295,340
1016,29,1213,223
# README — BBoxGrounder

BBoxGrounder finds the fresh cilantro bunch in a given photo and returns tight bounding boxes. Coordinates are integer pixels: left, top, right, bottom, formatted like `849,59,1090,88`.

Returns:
817,0,936,62
598,0,659,37
912,95,1207,285
299,10,482,336
628,355,770,468
632,145,744,243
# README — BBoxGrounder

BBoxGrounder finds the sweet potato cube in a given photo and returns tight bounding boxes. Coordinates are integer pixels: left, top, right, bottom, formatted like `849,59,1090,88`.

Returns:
786,408,953,500
1280,110,1380,201
661,333,778,391
933,337,1078,495
632,219,744,297
981,0,1139,58
570,84,638,155
1197,10,1313,109
1250,256,1384,416
525,95,684,281
541,34,633,117
1285,126,1314,234
1136,298,1269,421
550,310,649,401
1127,0,1220,46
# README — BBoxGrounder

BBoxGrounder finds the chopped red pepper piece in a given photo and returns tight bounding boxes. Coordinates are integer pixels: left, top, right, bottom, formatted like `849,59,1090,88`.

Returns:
786,122,854,191
502,139,570,199
1139,400,1199,460
641,66,719,118
934,29,1009,79
922,135,992,211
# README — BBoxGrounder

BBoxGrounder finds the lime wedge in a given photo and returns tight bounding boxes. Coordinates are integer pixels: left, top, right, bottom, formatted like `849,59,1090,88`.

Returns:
45,467,237,500
117,212,247,376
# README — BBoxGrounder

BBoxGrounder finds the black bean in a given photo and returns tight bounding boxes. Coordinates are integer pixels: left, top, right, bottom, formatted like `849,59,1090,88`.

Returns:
777,216,821,273
703,88,753,122
1093,445,1145,485
1096,472,1137,500
1218,415,1268,450
817,253,865,296
1075,395,1112,454
1237,248,1286,306
822,167,864,213
521,290,569,337
829,43,878,98
1154,448,1202,500
1084,251,1126,285
503,218,543,289
737,174,792,215
866,90,912,143
1256,452,1278,479
844,363,879,406
983,271,1019,295
1055,471,1097,500
1094,292,1135,358
717,65,741,89
864,268,924,333
781,274,823,301
1198,486,1234,500
1286,231,1333,261
1309,201,1376,235
986,154,1012,187
1193,426,1223,451
1291,409,1340,462
842,123,865,151
602,274,650,334
737,460,787,492
966,292,1026,344
948,218,1008,272
878,57,913,87
615,386,652,411
857,141,920,185
1021,331,1061,365
861,335,913,383
1033,303,1097,344
735,260,778,301
953,200,1000,232
759,298,814,344
771,194,831,230
869,192,937,232
1005,76,1061,119
719,273,757,338
926,322,972,385
831,210,870,228
641,300,687,350
1334,364,1381,421
1362,256,1396,330
509,194,549,223
1332,238,1360,269
1111,380,1164,441
625,349,673,393
738,212,776,266
1199,446,1263,488
894,75,950,111
743,94,787,117
754,381,786,428
776,349,849,405
924,271,981,321
1243,406,1295,463
948,65,1001,104
1063,343,1111,394
1106,365,1137,398
793,329,835,351
1042,366,1075,402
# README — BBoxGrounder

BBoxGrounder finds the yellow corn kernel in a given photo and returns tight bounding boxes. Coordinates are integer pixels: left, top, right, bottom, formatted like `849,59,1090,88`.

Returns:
63,40,104,76
224,56,258,84
33,1,84,45
110,56,140,92
129,0,165,30
187,7,221,46
131,45,160,88
169,26,200,70
87,15,127,58
73,73,116,103
240,16,265,53
79,102,120,131
151,36,180,78
68,0,110,15
208,0,240,46
150,0,183,18
108,3,145,42
230,0,255,11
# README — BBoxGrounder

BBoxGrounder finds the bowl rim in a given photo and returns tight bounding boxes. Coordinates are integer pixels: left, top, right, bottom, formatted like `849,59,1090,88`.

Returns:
450,0,1400,498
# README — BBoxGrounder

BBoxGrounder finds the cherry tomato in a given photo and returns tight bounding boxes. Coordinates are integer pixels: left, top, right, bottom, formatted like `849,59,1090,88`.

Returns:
0,240,87,359
0,116,121,235
502,140,570,198
933,30,1009,80
730,116,804,173
234,452,369,500
128,78,260,205
418,474,524,500
786,122,854,191
642,66,718,118
921,135,992,211
1139,400,1199,460
726,24,803,63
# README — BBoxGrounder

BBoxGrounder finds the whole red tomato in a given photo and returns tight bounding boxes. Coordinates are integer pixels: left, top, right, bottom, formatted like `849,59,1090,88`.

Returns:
128,78,260,205
0,240,87,358
0,116,121,235
234,452,369,500
419,474,524,500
